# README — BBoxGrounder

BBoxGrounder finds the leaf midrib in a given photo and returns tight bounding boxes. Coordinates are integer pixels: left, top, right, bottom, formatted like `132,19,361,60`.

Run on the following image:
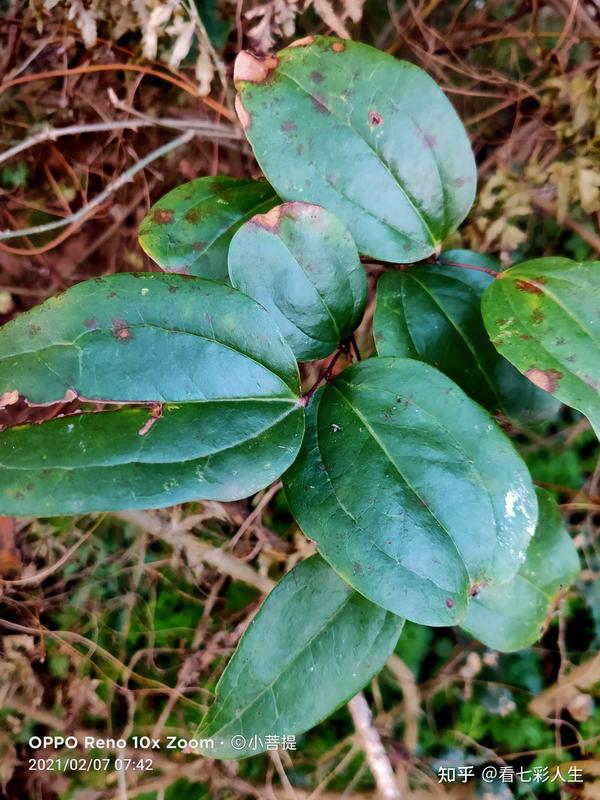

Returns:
0,323,299,400
329,384,467,577
0,401,300,471
275,69,438,248
199,591,357,739
405,272,502,406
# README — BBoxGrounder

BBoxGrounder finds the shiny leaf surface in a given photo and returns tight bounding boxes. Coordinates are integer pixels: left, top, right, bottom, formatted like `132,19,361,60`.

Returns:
373,251,560,425
482,258,600,438
198,555,403,758
464,489,580,651
229,202,366,360
234,36,476,263
283,357,537,626
138,177,277,281
0,274,304,514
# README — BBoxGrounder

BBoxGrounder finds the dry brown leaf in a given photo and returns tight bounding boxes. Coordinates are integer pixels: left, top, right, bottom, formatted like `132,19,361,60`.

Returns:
529,653,600,718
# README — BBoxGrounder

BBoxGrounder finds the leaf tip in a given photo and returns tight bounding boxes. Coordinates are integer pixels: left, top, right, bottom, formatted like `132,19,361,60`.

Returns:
233,51,278,86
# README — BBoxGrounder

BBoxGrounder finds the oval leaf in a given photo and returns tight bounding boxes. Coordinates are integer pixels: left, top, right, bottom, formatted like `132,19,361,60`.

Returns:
463,488,580,651
373,251,560,425
234,36,476,263
229,202,366,360
138,177,277,281
197,555,403,758
283,357,537,626
0,274,304,514
482,258,600,439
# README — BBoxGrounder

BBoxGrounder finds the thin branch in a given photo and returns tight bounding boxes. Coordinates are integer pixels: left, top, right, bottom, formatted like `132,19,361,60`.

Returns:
0,62,234,119
347,693,402,800
0,117,240,168
0,130,194,242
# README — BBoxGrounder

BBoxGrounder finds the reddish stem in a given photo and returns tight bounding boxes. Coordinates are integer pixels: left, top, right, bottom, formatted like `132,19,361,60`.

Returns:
303,346,347,402
436,259,499,277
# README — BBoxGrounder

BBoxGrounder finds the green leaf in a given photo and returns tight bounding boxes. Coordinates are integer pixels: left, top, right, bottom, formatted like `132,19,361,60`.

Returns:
138,177,277,282
463,488,580,651
482,258,600,439
234,36,476,263
373,251,560,425
228,202,366,360
283,357,537,626
0,274,304,515
198,555,403,758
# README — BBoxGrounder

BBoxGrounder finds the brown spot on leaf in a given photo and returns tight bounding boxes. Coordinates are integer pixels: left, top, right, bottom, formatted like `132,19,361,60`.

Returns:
446,598,454,609
84,317,100,330
138,403,163,436
454,176,467,187
281,119,296,133
567,354,576,363
111,318,133,341
234,94,251,130
185,208,201,223
288,35,315,47
532,308,545,325
191,241,206,251
424,133,437,148
352,562,363,575
233,51,279,85
152,209,174,224
310,70,324,83
251,205,284,232
331,41,345,52
28,324,41,336
469,584,481,598
516,279,543,294
369,110,383,126
525,368,563,393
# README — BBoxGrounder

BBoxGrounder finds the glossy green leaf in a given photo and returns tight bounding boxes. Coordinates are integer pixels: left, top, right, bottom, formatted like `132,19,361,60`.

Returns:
0,274,304,515
482,258,600,439
283,357,537,626
138,177,277,281
373,250,560,425
228,202,366,360
197,555,403,758
464,488,580,651
234,36,476,263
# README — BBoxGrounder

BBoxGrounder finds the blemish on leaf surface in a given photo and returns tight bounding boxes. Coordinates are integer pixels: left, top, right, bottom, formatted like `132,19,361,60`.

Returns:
516,279,543,294
152,209,174,224
234,51,279,85
111,318,133,341
525,368,563,393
